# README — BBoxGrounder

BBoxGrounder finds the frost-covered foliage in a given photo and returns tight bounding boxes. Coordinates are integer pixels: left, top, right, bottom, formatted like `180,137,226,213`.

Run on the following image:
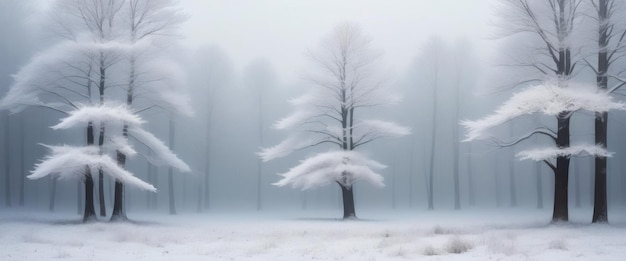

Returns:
0,41,133,113
462,82,626,141
128,127,190,172
517,145,613,161
274,150,386,190
29,104,189,191
51,104,144,129
29,145,155,192
462,81,626,161
260,23,408,192
52,104,190,172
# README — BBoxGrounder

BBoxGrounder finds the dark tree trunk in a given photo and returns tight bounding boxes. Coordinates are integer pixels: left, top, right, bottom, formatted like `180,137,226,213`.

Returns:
83,123,96,222
552,114,570,222
83,169,96,222
593,112,608,222
98,124,106,217
593,0,610,224
110,181,125,222
98,169,106,216
110,123,129,222
339,183,356,219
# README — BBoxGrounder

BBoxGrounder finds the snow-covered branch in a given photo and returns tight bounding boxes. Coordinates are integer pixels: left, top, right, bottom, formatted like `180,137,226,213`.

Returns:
29,145,155,192
128,126,190,172
274,150,386,190
462,82,626,141
517,144,612,161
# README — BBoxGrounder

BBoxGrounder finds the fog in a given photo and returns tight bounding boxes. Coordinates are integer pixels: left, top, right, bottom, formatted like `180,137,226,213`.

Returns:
2,0,626,224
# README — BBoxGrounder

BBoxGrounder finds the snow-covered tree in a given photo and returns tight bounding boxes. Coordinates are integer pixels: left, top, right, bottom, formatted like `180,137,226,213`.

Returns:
111,0,189,221
490,0,582,222
259,23,409,219
0,0,191,222
27,104,176,221
585,0,626,223
462,81,625,222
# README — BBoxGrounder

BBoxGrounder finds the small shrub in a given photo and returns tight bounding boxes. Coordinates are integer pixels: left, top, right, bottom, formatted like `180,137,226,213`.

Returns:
446,236,473,254
423,245,438,256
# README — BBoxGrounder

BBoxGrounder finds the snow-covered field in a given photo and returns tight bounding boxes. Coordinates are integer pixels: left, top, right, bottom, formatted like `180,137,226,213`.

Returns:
2,209,626,260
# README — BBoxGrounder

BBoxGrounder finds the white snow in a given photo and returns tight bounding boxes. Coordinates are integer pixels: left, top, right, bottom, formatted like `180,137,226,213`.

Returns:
462,82,626,141
28,145,156,192
517,144,613,161
52,104,144,130
274,150,386,190
128,126,191,173
2,209,626,260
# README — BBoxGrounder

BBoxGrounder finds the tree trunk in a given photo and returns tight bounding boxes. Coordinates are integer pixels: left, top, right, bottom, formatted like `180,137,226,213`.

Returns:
110,181,126,221
339,183,356,219
77,180,82,215
509,152,517,207
97,124,106,217
574,159,581,208
4,113,11,208
495,157,502,208
467,144,475,206
593,112,608,222
536,162,544,209
391,162,396,209
168,117,176,215
48,177,57,212
408,140,415,208
552,114,570,222
196,183,202,213
83,169,96,222
111,122,128,222
256,161,262,211
593,0,610,225
83,123,96,222
427,79,438,211
204,145,210,210
19,115,24,206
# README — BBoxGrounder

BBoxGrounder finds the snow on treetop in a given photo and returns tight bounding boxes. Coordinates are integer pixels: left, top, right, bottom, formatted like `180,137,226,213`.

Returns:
462,82,626,141
29,145,156,192
274,150,386,190
517,144,612,161
52,104,144,130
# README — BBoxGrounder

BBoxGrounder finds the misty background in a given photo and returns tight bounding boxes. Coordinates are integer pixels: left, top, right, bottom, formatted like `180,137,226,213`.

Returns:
1,0,624,218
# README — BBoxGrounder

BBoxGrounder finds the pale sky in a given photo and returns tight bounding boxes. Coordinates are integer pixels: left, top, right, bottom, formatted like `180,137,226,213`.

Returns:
179,0,497,83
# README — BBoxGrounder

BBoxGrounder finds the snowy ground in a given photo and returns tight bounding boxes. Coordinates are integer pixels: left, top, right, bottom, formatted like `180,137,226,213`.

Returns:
1,208,626,260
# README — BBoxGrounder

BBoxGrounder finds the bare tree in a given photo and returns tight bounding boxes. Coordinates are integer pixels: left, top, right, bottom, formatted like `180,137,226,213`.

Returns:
587,0,626,223
489,0,583,222
260,23,408,219
111,0,187,222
